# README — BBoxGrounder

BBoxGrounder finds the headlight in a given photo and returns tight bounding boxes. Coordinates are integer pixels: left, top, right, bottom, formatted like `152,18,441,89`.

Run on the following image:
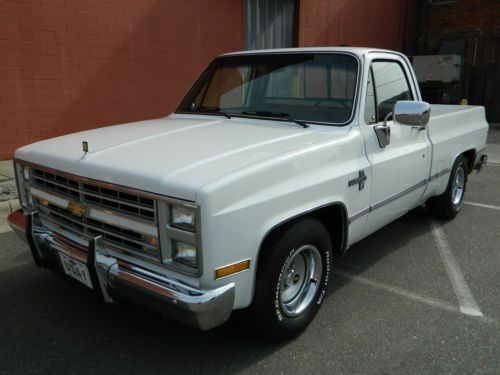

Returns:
22,166,30,181
170,204,196,231
14,162,32,209
172,240,197,267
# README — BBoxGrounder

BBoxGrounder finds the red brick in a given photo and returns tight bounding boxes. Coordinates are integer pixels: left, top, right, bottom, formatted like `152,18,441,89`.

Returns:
45,67,64,79
0,67,17,79
21,67,47,79
96,13,116,26
56,32,78,45
75,10,97,24
29,4,54,18
51,7,75,21
43,0,65,8
60,80,80,91
22,80,61,92
0,40,23,53
44,18,66,32
0,92,24,105
47,43,61,55
77,34,100,46
79,57,102,69
1,27,32,42
0,14,18,28
65,0,106,14
32,30,56,44
60,45,90,57
16,0,43,4
0,53,18,67
40,127,65,139
2,117,27,130
17,128,42,141
26,91,72,104
3,1,30,16
0,105,20,118
0,130,19,142
0,141,25,159
22,42,60,55
26,116,55,129
18,15,46,30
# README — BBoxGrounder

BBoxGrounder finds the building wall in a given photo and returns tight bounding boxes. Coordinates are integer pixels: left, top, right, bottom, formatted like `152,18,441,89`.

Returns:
426,0,500,66
298,0,408,50
0,0,243,160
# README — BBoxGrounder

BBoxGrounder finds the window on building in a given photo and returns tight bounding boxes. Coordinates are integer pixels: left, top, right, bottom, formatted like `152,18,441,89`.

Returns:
244,0,297,50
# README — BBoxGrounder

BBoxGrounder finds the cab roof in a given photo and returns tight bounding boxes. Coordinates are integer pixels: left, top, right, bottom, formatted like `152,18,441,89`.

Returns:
221,47,402,59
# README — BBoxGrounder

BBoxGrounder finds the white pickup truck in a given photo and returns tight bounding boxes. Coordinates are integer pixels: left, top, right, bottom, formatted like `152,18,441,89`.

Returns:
8,47,488,340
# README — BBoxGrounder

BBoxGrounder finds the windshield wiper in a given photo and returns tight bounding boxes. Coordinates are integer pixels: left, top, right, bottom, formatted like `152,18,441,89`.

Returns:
195,106,231,119
238,111,309,128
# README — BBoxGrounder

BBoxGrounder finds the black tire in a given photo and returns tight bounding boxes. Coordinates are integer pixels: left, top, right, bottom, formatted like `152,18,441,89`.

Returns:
249,217,332,341
426,155,468,220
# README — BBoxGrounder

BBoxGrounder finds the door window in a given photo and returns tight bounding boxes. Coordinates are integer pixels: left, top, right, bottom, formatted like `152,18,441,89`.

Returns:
364,69,377,124
371,61,413,122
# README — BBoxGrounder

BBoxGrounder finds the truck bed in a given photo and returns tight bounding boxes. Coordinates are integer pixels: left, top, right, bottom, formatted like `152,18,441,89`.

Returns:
426,105,489,197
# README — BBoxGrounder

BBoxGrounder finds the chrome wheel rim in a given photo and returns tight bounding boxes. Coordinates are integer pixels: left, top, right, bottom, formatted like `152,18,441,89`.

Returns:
452,166,465,207
280,245,323,317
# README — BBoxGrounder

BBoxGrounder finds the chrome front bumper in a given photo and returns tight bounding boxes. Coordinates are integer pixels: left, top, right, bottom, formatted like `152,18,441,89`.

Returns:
7,209,234,330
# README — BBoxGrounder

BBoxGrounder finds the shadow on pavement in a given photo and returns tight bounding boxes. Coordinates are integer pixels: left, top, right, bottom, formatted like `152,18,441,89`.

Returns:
0,206,435,374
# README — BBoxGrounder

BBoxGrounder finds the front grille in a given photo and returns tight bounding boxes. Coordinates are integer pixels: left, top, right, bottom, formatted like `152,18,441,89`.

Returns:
32,169,156,223
31,168,159,262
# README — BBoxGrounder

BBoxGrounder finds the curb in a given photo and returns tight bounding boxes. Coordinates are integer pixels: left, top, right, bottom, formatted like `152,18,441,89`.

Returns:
0,199,20,221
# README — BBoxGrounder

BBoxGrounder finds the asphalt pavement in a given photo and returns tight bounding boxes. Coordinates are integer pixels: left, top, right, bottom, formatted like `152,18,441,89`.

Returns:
0,133,499,374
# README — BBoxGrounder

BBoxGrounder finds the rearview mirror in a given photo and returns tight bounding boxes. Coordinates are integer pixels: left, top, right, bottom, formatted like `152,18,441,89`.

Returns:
393,101,431,128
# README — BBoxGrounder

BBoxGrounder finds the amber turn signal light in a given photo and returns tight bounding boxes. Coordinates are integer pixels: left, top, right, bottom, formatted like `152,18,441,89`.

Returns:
215,259,250,279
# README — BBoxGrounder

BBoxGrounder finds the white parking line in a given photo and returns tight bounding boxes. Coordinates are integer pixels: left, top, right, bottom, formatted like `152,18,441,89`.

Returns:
464,201,500,211
334,269,496,324
334,269,460,314
430,220,484,317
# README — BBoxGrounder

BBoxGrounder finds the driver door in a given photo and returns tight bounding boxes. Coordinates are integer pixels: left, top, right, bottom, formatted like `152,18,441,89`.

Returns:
360,54,432,236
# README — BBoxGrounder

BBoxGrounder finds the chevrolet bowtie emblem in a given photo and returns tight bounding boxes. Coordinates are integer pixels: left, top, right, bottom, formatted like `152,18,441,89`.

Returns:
348,170,367,191
68,201,87,217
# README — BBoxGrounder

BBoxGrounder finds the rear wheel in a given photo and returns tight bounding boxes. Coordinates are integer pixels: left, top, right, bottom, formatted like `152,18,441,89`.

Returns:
426,155,468,220
249,218,332,341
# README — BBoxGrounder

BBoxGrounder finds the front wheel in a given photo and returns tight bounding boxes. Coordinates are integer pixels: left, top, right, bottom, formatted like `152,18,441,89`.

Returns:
249,218,332,341
426,155,468,220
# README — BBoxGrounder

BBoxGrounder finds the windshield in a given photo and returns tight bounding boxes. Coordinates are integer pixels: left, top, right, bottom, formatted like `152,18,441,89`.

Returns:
176,53,359,125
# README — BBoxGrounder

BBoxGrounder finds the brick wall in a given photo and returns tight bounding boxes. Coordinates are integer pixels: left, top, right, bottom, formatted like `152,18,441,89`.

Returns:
0,0,243,160
426,0,500,66
298,0,408,50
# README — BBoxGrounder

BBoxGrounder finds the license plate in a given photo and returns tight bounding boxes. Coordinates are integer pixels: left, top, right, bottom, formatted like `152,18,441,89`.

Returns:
58,252,93,289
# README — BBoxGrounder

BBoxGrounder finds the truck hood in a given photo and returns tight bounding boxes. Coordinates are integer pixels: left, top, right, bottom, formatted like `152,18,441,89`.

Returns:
16,114,346,201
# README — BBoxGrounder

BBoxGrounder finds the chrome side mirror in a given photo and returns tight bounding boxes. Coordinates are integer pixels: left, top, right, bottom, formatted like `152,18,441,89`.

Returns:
393,101,431,129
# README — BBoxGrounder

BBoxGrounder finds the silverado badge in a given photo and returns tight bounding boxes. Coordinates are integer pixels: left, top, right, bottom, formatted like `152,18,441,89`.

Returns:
67,201,87,217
